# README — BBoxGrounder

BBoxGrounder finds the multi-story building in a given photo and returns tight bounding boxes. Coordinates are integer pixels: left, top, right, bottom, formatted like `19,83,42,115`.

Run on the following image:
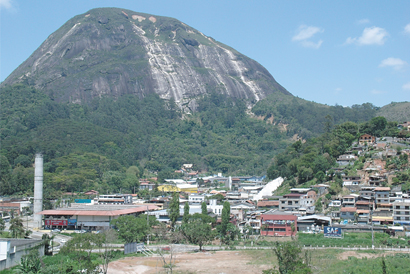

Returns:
340,207,356,221
359,186,376,200
342,195,357,208
188,194,205,204
96,194,133,204
336,154,357,166
359,134,376,145
279,188,317,213
393,200,410,225
356,200,374,211
369,174,386,187
342,175,362,186
279,193,303,211
260,210,297,237
374,187,391,206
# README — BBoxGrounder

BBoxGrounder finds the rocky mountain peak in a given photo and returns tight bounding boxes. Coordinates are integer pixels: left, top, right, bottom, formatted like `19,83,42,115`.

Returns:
2,7,290,106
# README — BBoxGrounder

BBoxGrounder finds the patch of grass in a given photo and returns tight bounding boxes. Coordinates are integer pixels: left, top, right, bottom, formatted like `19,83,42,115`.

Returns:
297,232,393,248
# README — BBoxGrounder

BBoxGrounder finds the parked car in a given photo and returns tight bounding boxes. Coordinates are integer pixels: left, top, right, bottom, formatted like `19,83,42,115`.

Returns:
52,229,61,233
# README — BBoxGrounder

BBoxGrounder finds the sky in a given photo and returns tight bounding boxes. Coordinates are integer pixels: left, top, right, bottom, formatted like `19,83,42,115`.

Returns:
1,0,409,107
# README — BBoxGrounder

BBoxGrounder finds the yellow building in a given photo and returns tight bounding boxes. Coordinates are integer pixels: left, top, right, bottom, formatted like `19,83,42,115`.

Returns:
157,184,198,193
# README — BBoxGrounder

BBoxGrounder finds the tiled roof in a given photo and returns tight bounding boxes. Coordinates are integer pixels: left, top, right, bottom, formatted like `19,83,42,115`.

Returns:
341,207,357,212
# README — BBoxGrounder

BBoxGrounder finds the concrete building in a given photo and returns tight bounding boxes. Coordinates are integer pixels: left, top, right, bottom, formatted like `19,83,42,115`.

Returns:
374,187,391,206
96,194,133,204
340,207,356,221
342,195,357,208
297,215,331,232
342,176,362,186
279,188,317,213
359,186,376,200
260,210,297,237
393,200,410,225
336,154,357,166
38,204,158,230
188,194,205,204
359,134,376,145
0,239,44,271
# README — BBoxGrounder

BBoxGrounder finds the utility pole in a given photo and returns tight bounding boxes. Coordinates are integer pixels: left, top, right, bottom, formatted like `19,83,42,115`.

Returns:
371,209,374,249
146,205,150,246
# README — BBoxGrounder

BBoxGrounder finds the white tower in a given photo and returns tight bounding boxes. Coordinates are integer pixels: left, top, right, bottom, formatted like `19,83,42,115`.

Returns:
33,154,43,228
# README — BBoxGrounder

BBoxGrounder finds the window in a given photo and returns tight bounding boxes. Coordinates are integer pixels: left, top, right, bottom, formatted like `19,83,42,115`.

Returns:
274,228,286,232
288,201,292,205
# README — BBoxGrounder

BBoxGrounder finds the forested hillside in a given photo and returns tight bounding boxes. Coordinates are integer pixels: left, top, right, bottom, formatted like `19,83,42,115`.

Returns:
0,84,405,198
376,101,410,122
0,84,290,197
252,92,379,139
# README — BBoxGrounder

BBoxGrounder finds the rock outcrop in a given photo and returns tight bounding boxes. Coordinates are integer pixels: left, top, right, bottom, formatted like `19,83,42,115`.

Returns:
3,8,290,105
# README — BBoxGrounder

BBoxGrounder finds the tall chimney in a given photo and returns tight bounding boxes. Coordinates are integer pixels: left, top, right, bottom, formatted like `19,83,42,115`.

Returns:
33,154,43,228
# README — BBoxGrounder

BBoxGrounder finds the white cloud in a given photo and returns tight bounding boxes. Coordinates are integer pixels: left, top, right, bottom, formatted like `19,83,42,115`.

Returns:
379,57,408,70
405,24,410,35
301,40,323,49
345,26,388,45
292,25,324,49
358,19,370,24
0,0,12,9
403,82,410,90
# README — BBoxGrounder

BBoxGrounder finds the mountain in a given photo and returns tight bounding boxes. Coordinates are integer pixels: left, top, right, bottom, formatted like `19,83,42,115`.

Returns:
2,7,290,107
376,102,410,122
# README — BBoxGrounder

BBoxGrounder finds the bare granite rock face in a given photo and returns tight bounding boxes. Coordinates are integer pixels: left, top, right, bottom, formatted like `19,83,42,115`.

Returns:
3,8,290,106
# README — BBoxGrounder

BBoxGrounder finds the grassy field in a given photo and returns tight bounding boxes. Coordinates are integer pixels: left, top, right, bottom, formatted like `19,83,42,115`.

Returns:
298,232,410,248
245,249,410,274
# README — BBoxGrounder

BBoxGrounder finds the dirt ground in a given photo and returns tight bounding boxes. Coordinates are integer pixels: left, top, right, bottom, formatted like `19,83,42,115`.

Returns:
337,250,403,260
107,250,270,274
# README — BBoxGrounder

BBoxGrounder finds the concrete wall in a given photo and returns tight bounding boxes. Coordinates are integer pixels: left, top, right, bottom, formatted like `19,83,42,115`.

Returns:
0,241,44,271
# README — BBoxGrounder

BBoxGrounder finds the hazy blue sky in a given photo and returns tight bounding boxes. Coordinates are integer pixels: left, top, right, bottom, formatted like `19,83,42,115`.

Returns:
1,0,409,107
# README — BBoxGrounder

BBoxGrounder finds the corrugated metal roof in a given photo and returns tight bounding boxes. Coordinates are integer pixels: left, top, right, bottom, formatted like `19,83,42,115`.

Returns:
37,205,159,216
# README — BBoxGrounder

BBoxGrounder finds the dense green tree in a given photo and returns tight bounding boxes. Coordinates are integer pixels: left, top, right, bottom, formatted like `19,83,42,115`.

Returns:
10,217,25,238
0,218,5,233
59,233,102,273
183,202,190,224
263,241,312,274
201,201,207,215
182,214,216,251
111,214,157,243
168,192,180,229
220,201,231,238
207,194,224,203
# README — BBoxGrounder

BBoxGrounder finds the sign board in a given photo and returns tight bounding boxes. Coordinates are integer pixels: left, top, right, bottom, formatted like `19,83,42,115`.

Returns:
324,226,342,238
68,219,77,225
45,220,68,226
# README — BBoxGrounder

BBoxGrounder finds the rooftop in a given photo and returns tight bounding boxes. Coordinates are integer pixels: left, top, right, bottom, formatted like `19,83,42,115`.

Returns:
38,204,159,216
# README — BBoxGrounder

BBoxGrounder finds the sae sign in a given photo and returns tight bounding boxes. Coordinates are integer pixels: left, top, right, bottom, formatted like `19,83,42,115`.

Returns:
324,226,342,238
